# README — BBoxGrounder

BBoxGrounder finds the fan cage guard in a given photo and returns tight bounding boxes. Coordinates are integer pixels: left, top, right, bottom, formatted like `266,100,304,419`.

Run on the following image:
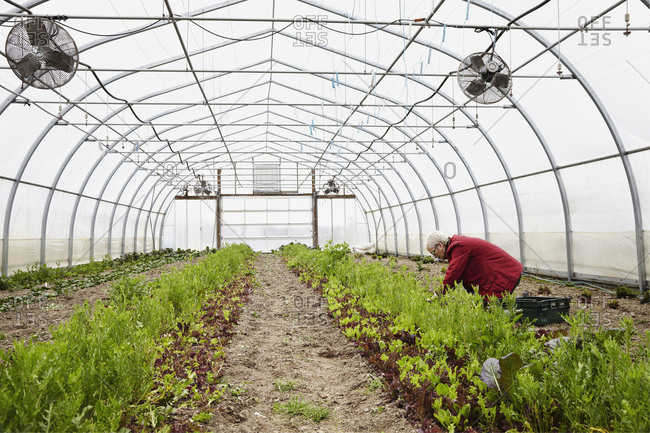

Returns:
5,18,79,89
457,51,512,105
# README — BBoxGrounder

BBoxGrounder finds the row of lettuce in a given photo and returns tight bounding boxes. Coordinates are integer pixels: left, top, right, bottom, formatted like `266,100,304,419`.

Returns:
278,242,650,433
0,248,208,312
0,244,254,432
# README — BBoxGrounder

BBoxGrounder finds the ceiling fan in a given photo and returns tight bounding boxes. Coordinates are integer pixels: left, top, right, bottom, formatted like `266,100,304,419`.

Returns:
457,29,512,104
5,17,79,89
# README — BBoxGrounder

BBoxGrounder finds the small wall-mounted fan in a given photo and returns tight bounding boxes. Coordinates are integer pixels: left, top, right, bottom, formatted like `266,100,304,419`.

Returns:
323,179,339,195
5,17,79,89
193,176,212,196
457,51,511,104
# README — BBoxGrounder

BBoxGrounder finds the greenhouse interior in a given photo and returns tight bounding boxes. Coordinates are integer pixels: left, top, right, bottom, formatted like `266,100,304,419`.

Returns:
0,0,648,292
1,1,650,432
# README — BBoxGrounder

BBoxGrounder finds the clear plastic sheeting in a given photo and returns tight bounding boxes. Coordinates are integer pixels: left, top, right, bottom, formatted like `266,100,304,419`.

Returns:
0,1,647,291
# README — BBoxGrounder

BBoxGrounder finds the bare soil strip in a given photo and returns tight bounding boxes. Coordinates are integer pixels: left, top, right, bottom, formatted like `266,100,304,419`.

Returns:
209,253,416,433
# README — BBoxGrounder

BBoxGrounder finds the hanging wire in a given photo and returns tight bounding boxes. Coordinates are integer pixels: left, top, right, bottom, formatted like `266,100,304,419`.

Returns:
556,0,563,75
509,25,513,96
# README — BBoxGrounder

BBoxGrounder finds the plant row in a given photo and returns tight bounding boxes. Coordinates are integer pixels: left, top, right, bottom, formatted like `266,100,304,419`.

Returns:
278,242,650,433
0,248,208,312
0,244,254,432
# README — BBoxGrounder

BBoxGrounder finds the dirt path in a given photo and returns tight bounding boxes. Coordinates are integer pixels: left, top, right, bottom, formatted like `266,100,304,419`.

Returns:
209,253,416,433
0,258,200,352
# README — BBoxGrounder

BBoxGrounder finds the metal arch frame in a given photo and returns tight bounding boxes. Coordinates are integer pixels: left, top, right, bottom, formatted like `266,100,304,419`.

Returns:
297,0,583,273
108,102,389,256
64,66,272,264
21,30,275,269
472,0,645,290
77,56,432,261
268,59,455,254
39,46,455,267
152,168,377,251
271,48,500,246
274,31,515,249
3,0,636,289
131,132,381,253
109,99,386,255
294,0,527,260
152,120,396,249
83,73,273,260
13,4,466,266
266,93,426,256
11,24,492,274
50,62,269,263
0,3,451,269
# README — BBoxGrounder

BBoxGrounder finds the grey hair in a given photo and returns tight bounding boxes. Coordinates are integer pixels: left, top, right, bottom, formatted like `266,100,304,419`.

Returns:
426,230,449,251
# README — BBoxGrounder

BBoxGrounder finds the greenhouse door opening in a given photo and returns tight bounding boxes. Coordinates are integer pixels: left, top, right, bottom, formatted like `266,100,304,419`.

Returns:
164,195,369,252
221,196,313,252
168,198,219,251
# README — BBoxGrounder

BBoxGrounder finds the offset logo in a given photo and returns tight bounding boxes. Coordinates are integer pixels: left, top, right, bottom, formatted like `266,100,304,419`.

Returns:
293,15,328,47
578,16,612,46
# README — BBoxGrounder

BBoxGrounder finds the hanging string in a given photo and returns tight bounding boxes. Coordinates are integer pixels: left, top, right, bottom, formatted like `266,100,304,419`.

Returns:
451,78,456,129
556,0,562,75
431,97,434,148
509,26,513,96
105,93,109,149
624,0,631,36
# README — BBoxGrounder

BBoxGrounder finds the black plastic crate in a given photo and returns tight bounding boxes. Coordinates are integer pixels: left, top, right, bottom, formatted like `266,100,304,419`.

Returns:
514,296,571,325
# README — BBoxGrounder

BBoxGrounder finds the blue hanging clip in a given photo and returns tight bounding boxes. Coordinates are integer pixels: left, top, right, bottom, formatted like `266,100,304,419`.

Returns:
465,0,471,21
442,24,446,42
331,77,336,88
428,47,432,63
336,71,339,86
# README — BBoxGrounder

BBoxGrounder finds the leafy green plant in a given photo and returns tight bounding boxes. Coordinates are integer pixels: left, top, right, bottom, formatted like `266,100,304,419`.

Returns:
616,286,637,299
0,244,254,432
274,379,296,392
109,275,148,307
273,397,329,422
278,242,650,433
580,289,593,300
607,299,619,309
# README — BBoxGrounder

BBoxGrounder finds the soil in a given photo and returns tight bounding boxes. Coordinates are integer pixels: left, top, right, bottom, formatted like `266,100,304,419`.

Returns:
362,254,650,334
208,253,417,433
0,258,200,352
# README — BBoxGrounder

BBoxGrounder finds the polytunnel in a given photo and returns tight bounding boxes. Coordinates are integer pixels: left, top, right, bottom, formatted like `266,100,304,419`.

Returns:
0,0,649,292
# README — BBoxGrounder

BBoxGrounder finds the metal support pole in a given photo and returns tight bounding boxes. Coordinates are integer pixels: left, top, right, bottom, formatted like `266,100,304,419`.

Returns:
312,169,318,248
216,169,221,249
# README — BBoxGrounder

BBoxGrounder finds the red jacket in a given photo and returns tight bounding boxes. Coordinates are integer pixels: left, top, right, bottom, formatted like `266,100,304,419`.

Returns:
442,235,523,298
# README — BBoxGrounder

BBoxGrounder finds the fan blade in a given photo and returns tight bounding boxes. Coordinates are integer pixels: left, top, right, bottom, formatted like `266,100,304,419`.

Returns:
41,48,75,73
26,18,48,46
492,73,510,90
469,55,485,73
466,79,486,96
14,53,41,78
